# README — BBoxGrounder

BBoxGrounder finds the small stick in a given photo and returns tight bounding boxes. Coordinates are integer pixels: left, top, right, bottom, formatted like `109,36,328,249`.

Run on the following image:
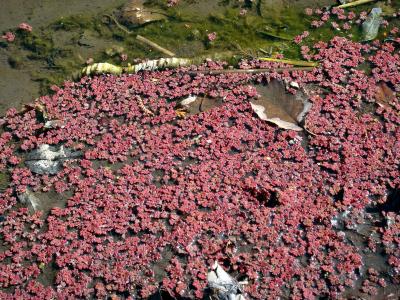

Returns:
303,119,317,136
136,35,176,57
337,0,376,9
188,66,315,76
137,96,154,116
258,48,270,55
258,57,319,67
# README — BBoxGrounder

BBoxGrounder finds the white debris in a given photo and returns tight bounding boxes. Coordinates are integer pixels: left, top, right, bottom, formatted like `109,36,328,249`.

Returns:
207,262,247,300
289,81,299,89
180,95,197,106
44,120,64,129
25,144,82,175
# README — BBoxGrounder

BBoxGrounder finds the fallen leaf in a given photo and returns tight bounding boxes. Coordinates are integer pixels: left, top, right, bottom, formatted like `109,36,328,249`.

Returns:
176,95,224,116
119,0,166,26
250,80,312,131
175,108,187,118
250,102,303,131
375,82,395,107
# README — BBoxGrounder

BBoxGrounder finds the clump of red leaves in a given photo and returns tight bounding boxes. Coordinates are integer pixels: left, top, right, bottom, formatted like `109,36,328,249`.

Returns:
0,16,399,300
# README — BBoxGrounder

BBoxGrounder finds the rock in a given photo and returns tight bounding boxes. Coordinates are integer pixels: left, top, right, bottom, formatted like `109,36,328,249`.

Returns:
25,144,82,175
289,81,299,89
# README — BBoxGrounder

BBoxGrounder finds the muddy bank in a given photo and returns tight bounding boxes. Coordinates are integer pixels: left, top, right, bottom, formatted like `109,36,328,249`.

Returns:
0,0,126,32
0,0,126,113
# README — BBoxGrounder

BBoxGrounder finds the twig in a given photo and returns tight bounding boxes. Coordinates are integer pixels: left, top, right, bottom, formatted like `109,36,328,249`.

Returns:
258,57,319,67
188,66,315,76
303,119,317,136
258,48,271,55
103,14,132,34
232,42,249,57
136,35,176,57
337,0,376,9
137,96,155,116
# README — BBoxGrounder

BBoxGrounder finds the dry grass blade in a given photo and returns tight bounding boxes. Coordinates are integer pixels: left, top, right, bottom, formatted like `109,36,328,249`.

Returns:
337,0,377,9
258,57,319,67
136,35,175,57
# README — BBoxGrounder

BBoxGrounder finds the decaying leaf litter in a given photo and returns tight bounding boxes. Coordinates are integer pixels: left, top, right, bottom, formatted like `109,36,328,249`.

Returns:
175,80,312,132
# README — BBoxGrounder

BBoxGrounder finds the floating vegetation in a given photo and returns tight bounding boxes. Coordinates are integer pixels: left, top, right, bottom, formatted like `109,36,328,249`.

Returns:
0,1,400,299
257,29,293,41
1,32,400,298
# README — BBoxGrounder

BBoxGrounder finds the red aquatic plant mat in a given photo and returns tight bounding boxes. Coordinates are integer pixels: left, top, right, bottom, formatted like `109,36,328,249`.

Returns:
0,35,399,299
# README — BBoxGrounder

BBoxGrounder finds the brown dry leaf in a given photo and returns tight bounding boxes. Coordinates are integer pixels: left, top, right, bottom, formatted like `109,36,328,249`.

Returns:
119,0,166,26
176,95,224,116
175,108,187,118
19,103,49,123
250,102,303,131
250,80,312,131
375,82,395,107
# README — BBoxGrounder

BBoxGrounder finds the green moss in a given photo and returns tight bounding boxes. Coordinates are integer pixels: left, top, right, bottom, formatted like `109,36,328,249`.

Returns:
0,172,10,191
51,15,95,31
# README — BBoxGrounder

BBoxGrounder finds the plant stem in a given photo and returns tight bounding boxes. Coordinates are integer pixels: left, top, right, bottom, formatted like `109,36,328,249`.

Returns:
136,35,175,57
188,66,315,75
258,57,319,67
103,14,132,34
337,0,376,9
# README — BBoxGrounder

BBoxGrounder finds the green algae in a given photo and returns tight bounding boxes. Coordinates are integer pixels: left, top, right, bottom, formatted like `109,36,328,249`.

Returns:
0,172,10,192
2,0,398,96
1,1,305,91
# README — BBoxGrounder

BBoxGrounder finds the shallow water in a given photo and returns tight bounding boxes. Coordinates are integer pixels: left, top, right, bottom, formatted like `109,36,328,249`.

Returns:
1,0,400,299
0,0,343,115
0,0,127,113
